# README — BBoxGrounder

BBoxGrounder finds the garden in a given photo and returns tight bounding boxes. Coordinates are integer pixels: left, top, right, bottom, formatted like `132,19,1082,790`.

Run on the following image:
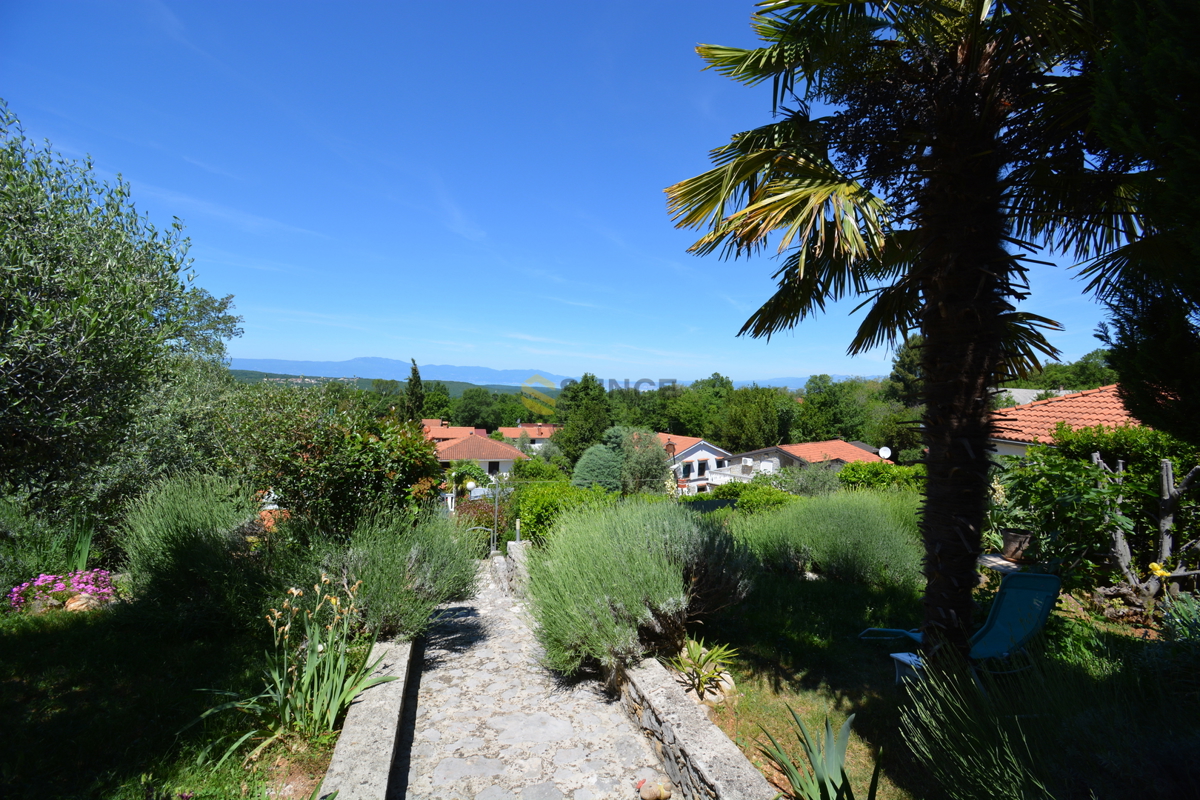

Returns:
511,450,1200,800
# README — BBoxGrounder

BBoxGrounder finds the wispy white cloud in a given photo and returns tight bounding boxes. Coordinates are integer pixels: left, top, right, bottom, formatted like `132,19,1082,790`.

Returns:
133,182,327,237
717,293,757,314
181,155,244,181
613,343,696,359
195,247,307,274
246,306,373,333
504,332,580,346
429,172,486,242
540,295,608,310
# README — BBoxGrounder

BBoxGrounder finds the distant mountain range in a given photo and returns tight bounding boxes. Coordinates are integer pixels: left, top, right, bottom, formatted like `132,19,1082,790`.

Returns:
230,358,574,387
229,357,879,390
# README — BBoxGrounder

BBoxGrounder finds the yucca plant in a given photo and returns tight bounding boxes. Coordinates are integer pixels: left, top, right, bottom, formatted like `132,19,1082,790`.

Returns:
758,709,880,800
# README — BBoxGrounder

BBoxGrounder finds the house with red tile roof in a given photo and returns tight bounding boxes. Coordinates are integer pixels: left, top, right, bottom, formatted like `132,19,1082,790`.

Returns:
990,384,1139,456
421,419,486,442
709,439,891,486
656,433,733,494
495,423,561,449
436,435,528,476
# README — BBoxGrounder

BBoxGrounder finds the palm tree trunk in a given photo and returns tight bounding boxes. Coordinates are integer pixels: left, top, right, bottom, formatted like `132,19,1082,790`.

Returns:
916,68,1010,659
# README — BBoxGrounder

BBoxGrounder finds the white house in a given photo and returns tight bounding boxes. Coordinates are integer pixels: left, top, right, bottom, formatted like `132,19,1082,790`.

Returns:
708,440,891,486
656,433,733,494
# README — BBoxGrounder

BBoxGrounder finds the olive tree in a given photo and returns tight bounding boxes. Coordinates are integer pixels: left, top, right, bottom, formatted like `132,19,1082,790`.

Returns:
0,104,234,493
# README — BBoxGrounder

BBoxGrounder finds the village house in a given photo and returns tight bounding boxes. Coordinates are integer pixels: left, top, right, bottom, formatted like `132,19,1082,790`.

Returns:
708,439,891,486
990,384,1138,457
656,433,733,494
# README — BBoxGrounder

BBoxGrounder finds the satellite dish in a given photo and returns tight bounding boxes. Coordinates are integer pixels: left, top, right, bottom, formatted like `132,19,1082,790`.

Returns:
878,447,892,460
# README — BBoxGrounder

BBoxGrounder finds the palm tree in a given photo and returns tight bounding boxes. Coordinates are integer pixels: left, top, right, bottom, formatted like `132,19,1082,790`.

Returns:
668,0,1137,656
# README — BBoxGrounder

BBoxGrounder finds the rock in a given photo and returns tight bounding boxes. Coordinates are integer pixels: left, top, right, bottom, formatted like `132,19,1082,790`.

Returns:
637,776,674,799
29,597,63,614
65,593,102,612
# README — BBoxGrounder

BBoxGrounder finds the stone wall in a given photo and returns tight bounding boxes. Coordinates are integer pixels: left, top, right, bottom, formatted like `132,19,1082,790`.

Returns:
320,639,415,799
619,659,774,800
496,539,531,597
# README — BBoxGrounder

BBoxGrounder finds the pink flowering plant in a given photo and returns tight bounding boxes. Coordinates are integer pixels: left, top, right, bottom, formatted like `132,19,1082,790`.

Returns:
7,569,116,611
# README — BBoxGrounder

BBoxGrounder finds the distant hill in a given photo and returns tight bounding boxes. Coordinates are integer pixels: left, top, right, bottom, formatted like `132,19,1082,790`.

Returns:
229,357,573,387
228,370,554,399
228,358,883,393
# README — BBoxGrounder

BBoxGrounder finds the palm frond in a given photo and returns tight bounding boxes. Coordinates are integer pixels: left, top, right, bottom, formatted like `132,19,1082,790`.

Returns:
996,310,1063,379
699,1,885,108
1006,160,1145,262
1076,231,1196,303
737,226,880,340
667,116,889,261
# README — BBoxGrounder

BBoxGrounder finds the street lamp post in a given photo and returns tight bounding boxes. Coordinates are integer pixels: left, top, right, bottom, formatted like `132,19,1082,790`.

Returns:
466,476,502,553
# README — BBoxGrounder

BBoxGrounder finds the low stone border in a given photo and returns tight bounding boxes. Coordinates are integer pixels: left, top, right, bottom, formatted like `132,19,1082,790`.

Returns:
619,658,775,800
320,639,416,799
496,539,530,597
498,540,773,799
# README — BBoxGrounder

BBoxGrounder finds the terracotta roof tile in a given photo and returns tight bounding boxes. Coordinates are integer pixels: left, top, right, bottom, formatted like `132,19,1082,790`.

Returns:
421,422,484,441
991,384,1138,444
656,433,732,460
436,437,529,461
496,425,560,439
777,440,890,465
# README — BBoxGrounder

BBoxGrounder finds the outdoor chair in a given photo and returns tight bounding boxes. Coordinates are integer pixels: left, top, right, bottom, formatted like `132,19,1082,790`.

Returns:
859,572,1062,684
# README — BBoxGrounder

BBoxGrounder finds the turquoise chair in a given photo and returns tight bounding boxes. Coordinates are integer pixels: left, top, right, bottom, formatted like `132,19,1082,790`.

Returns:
859,573,1061,683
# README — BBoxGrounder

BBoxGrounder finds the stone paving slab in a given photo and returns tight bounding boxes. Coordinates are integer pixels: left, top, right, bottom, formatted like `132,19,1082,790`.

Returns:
403,565,663,800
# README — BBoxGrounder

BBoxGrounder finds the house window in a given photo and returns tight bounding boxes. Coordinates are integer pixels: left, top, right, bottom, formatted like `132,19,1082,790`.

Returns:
681,462,692,478
440,461,450,469
487,461,500,475
697,460,707,477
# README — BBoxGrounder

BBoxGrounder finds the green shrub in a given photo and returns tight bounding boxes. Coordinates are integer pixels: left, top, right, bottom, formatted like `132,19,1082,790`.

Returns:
732,491,922,588
224,383,441,535
511,457,566,482
343,510,477,640
120,472,267,631
709,482,749,500
736,484,801,515
837,461,926,491
571,443,622,491
751,464,842,496
455,496,509,554
0,498,74,595
991,447,1138,586
527,500,754,677
510,481,616,543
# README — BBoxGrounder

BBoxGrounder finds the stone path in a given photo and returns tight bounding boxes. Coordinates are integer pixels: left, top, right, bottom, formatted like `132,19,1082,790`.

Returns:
400,565,664,800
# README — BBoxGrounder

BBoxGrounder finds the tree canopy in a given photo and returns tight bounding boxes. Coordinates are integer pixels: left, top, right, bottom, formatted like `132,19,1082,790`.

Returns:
0,104,241,493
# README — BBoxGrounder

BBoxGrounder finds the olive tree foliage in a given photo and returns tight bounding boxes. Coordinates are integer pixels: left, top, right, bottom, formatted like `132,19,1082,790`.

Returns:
606,426,670,494
0,105,240,494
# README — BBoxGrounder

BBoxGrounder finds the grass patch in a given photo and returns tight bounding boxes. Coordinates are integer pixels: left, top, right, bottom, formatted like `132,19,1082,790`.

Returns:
705,571,935,800
0,607,272,799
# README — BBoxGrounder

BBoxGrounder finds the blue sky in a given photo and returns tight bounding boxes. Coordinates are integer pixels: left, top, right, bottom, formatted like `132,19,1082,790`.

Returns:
1,0,1110,383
